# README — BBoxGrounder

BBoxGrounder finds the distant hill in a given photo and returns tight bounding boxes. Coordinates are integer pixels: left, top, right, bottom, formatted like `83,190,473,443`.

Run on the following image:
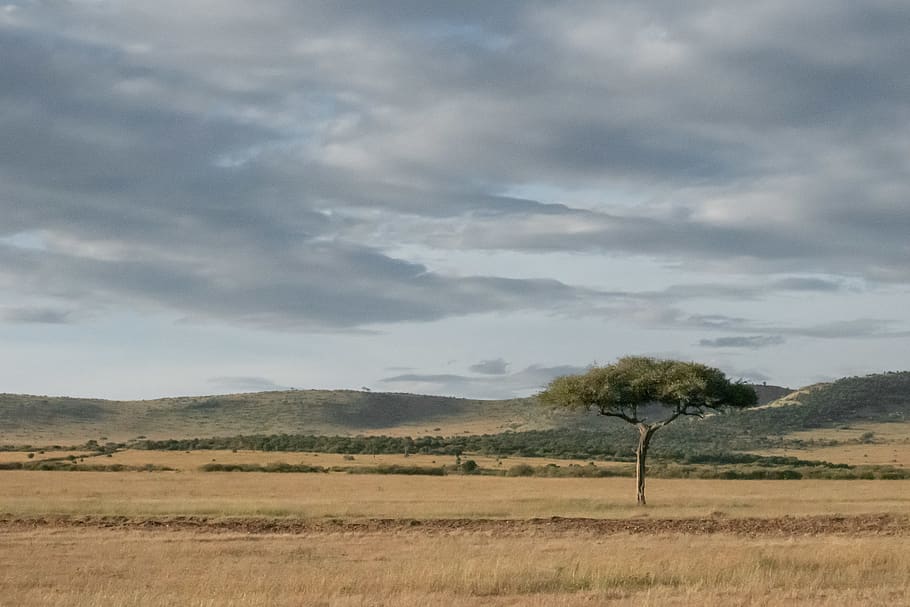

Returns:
640,372,910,453
0,390,547,444
1,374,907,447
751,384,795,406
743,372,909,429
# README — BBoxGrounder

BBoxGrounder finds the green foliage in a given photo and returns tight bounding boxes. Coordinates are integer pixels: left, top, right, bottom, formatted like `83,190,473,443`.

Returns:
459,459,479,473
343,464,447,476
5,456,906,479
134,430,640,458
125,426,878,464
858,431,876,444
200,462,328,473
539,357,757,424
506,463,535,477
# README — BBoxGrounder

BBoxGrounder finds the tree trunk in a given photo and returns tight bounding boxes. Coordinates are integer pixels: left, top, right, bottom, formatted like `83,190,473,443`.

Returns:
635,424,656,505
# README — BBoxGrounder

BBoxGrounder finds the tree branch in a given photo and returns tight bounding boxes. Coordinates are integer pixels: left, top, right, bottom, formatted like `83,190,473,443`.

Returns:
650,410,681,430
598,409,640,424
680,408,706,419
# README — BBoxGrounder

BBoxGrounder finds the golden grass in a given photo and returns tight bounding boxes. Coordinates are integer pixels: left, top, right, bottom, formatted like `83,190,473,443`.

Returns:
752,421,910,467
755,443,910,468
99,449,622,471
0,451,93,464
0,528,906,606
2,471,908,519
3,464,908,605
787,421,910,442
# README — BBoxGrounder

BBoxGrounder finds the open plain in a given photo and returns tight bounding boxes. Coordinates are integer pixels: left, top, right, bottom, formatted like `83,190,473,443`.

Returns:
1,470,909,606
2,374,908,604
1,527,908,607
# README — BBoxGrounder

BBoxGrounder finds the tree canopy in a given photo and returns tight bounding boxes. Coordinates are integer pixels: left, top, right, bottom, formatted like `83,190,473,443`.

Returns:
539,356,757,426
539,356,758,504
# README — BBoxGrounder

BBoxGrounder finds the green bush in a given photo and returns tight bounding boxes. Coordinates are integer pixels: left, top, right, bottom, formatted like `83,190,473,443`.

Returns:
460,459,479,474
506,464,535,477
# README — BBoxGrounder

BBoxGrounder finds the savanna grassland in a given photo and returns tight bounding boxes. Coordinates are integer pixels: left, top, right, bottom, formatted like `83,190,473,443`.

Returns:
1,372,909,605
2,527,908,607
1,470,909,606
4,471,910,519
750,421,910,467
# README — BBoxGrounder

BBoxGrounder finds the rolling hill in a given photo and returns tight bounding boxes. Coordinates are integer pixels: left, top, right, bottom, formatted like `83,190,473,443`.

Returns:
1,373,908,450
0,390,546,444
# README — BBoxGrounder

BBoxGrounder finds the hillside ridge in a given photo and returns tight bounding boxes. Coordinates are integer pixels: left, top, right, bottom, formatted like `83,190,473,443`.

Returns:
1,373,908,445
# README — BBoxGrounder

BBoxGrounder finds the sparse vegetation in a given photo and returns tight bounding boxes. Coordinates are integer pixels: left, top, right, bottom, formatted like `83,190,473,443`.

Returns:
0,389,544,443
2,528,907,606
2,372,908,462
3,471,909,520
1,370,908,605
0,461,174,472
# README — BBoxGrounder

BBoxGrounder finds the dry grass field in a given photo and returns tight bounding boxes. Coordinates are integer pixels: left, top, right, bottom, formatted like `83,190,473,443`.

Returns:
2,471,909,519
0,450,93,464
0,527,907,606
753,421,910,468
1,470,908,605
99,448,622,471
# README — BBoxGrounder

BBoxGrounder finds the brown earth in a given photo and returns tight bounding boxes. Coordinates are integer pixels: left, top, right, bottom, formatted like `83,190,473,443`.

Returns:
1,513,906,537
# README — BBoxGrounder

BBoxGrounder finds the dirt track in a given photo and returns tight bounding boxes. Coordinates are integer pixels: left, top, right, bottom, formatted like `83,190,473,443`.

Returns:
1,513,907,536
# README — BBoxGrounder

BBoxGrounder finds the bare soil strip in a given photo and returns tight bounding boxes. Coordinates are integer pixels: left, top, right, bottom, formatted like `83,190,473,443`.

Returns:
1,513,906,536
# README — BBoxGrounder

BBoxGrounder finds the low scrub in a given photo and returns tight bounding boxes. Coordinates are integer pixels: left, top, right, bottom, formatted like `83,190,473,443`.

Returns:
200,463,328,473
0,461,173,472
194,459,910,480
339,464,447,476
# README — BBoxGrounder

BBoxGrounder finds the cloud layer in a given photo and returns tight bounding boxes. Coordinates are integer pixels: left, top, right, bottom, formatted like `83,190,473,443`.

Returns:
2,2,909,397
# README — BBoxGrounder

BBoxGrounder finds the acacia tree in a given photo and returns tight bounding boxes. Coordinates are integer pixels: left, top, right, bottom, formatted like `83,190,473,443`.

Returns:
539,357,757,505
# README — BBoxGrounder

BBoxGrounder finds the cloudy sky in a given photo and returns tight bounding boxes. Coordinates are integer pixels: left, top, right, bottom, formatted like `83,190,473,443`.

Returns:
2,1,909,400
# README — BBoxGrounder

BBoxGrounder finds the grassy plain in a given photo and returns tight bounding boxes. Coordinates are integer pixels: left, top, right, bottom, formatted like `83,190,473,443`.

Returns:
2,470,908,605
2,375,907,604
2,471,909,519
99,448,620,471
0,450,93,464
1,528,907,606
752,421,910,467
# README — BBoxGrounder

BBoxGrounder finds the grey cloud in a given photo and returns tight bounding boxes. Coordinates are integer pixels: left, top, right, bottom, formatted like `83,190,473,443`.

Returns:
0,17,600,329
699,335,786,349
469,358,509,375
381,373,467,384
2,1,910,335
771,278,844,292
0,242,590,328
379,206,910,282
789,319,910,340
661,283,763,301
0,307,76,324
208,376,288,393
685,315,909,341
685,313,752,331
